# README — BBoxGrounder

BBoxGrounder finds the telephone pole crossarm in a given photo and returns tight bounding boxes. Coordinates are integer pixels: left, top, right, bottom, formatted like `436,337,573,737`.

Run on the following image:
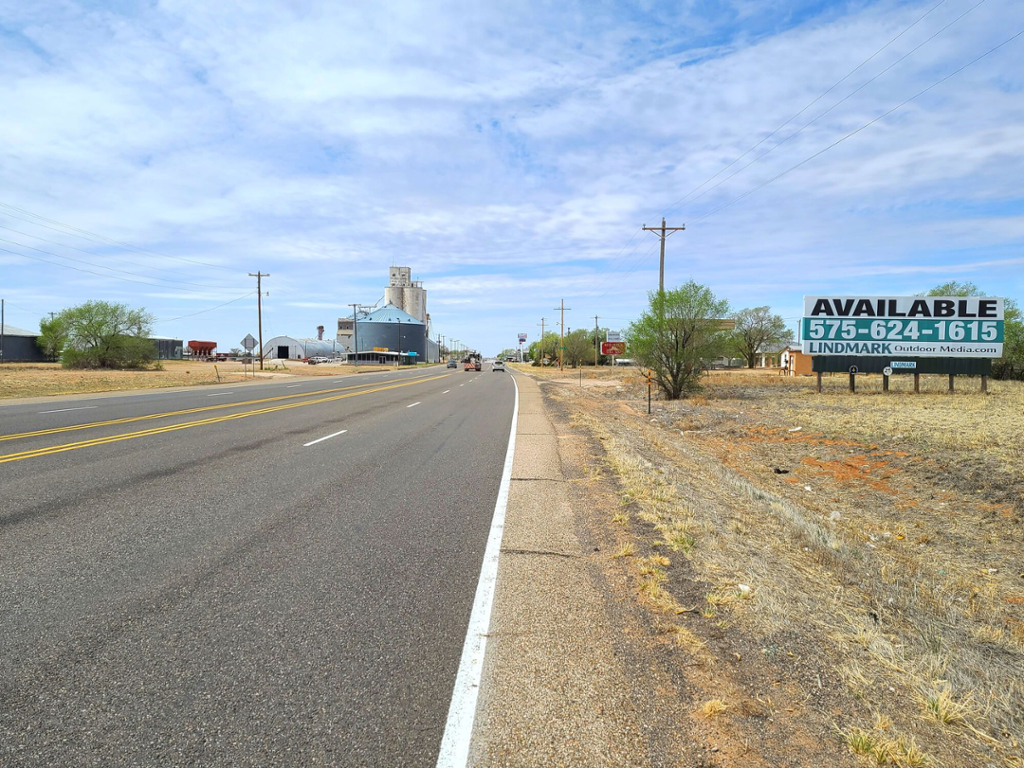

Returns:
642,217,685,295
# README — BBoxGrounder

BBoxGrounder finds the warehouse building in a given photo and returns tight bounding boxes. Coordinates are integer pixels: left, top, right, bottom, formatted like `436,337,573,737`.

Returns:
0,324,47,362
261,335,342,361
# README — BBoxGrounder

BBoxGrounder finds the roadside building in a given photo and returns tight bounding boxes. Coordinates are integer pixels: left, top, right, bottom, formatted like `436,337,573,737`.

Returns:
781,344,813,376
150,336,184,360
262,335,341,361
346,304,427,364
0,324,47,362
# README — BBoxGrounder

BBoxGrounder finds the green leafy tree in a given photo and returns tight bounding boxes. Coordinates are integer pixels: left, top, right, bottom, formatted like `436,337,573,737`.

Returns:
48,301,156,369
926,282,1023,380
562,329,592,368
627,281,730,399
529,331,560,366
730,307,794,368
36,316,68,361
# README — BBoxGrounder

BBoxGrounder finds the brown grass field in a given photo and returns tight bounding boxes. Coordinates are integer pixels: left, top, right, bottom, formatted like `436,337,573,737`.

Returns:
516,364,1023,767
0,360,414,399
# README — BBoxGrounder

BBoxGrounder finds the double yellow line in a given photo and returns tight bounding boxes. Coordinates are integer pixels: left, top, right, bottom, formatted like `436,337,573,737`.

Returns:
0,374,447,465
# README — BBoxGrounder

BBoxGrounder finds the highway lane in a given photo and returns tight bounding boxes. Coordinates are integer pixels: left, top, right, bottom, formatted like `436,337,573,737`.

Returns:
0,368,515,767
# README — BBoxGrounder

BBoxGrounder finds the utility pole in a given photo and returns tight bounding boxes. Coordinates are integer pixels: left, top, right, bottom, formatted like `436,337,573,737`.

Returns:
537,317,546,365
347,304,360,365
49,312,56,321
397,318,402,365
594,315,600,367
554,301,570,370
642,218,685,295
1,298,5,365
249,272,269,370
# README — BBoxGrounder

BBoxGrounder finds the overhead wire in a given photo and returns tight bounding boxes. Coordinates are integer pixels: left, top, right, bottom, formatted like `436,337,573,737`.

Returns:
0,225,241,290
658,0,954,220
0,236,244,294
690,26,1024,224
156,291,257,323
669,0,989,217
0,201,237,272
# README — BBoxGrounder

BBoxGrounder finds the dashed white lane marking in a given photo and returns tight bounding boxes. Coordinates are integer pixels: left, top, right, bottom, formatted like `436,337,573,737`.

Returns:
38,406,98,414
459,384,464,387
286,384,301,388
206,392,234,397
303,429,348,447
435,375,519,768
407,401,421,408
442,390,450,394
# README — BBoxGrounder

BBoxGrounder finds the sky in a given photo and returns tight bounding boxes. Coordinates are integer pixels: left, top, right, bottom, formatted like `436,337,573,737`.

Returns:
1,0,1022,355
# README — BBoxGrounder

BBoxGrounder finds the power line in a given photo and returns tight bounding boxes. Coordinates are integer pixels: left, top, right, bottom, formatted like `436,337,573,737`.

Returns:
672,0,990,217
692,26,1024,224
0,237,242,294
0,201,236,272
0,219,240,288
659,0,956,219
155,291,257,323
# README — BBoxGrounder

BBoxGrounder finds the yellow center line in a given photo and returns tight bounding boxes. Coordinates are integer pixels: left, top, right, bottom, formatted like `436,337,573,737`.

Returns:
0,372,443,444
0,374,448,465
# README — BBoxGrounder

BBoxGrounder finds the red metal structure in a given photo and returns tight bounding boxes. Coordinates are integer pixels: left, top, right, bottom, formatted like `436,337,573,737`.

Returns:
188,340,217,359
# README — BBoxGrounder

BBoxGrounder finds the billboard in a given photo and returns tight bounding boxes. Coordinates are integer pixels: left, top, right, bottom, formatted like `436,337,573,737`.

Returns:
601,342,626,355
606,330,622,343
518,333,527,343
802,296,1003,358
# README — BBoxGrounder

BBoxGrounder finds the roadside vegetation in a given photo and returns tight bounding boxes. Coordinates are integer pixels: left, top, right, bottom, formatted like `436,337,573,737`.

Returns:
39,300,157,369
524,363,1023,767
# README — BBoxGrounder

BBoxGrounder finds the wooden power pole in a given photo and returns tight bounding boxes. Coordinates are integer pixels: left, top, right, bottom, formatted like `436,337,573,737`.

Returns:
642,218,685,294
537,317,546,364
554,300,570,370
249,272,269,370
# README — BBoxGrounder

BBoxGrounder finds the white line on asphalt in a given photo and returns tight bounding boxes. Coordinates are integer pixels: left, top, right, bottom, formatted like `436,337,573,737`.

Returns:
303,429,348,447
459,384,464,387
442,390,450,394
436,374,519,768
286,384,301,388
206,392,234,397
38,405,98,414
407,401,421,408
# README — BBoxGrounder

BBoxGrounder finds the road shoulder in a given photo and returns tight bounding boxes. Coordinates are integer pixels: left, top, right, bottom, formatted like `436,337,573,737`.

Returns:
471,372,692,767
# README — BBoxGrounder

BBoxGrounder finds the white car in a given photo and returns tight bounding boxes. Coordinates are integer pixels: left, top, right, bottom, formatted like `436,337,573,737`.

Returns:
308,356,331,364
492,360,506,372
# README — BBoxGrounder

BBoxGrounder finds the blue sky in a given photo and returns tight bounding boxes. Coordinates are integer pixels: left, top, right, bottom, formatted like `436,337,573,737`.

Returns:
1,0,1022,354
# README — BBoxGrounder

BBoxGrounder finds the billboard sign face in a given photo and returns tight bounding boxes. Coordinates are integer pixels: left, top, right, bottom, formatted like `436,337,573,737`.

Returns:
601,342,626,355
606,330,622,342
518,333,528,343
802,296,1003,358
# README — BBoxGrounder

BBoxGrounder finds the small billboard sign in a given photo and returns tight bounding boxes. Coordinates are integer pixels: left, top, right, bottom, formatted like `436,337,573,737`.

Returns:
518,333,528,343
373,346,389,352
606,330,622,343
601,342,626,355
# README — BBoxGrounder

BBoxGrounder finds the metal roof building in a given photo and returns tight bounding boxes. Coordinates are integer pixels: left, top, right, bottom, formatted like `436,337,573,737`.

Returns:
0,324,46,362
351,304,428,363
262,336,342,360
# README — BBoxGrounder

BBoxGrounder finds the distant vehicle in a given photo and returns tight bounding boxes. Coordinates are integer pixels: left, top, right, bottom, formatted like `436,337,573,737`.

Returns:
447,359,458,368
463,355,482,372
308,356,331,364
492,360,506,372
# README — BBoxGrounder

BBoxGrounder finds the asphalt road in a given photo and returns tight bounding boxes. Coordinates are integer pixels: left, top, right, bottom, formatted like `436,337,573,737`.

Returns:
0,366,516,767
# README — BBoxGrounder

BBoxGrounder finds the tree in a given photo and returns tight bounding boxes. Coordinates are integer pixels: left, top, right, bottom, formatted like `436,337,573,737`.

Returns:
627,281,730,399
46,301,156,369
926,282,1023,380
229,347,244,357
529,331,560,366
730,307,793,368
36,316,68,361
562,329,592,368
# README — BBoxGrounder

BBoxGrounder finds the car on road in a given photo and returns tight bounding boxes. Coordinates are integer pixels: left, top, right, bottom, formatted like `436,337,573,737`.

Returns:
308,356,331,365
447,359,458,368
492,360,506,372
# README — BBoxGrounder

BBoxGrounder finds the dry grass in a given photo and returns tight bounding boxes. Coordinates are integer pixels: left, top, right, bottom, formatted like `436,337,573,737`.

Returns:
0,360,431,399
700,699,728,718
537,366,1024,768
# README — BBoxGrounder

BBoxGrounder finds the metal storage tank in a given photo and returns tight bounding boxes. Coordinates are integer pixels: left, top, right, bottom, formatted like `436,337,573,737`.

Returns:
353,304,426,363
262,336,341,360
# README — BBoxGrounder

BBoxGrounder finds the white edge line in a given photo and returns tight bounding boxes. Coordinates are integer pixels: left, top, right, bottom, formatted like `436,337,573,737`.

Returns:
435,374,519,768
407,401,421,408
38,405,98,414
302,429,348,447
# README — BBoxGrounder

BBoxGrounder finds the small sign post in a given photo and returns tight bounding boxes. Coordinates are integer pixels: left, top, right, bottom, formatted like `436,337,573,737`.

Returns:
647,369,653,414
241,334,257,378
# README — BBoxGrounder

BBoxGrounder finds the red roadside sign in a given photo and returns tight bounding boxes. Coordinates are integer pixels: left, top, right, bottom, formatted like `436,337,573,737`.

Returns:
601,341,626,355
